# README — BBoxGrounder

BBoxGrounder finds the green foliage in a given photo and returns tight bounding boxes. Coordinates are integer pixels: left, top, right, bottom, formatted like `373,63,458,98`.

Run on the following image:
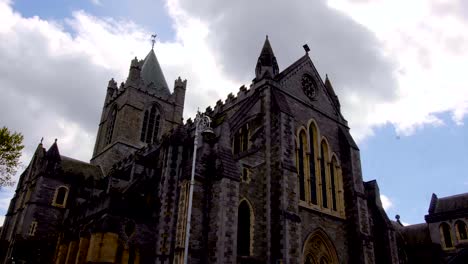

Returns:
0,126,24,186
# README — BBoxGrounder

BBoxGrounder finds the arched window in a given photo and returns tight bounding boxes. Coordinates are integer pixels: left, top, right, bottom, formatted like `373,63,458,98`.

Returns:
456,221,468,241
330,157,338,211
297,130,308,201
320,140,329,209
105,107,117,145
440,222,453,248
232,124,250,155
53,186,69,207
308,123,318,205
140,105,161,144
302,229,338,264
237,200,253,256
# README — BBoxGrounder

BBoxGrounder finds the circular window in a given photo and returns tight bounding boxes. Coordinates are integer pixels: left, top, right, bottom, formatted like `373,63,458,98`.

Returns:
302,74,317,100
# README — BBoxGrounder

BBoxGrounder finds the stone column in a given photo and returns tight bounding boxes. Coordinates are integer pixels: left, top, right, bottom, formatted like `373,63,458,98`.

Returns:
64,240,78,264
55,243,69,264
86,232,119,263
75,236,89,264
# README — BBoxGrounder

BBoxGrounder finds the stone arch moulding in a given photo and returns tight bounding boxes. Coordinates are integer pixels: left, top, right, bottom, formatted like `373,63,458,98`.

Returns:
302,229,339,264
237,198,255,257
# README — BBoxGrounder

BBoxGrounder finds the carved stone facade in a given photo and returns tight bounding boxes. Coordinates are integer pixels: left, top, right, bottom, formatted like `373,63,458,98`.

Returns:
0,37,410,264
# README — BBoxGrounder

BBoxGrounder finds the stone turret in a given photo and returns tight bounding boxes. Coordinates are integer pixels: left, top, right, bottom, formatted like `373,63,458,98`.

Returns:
105,78,118,104
173,76,187,123
255,35,279,80
126,57,142,85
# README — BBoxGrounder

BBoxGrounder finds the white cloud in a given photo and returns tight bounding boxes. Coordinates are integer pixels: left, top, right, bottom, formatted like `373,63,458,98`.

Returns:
90,0,102,6
380,194,393,210
328,0,468,136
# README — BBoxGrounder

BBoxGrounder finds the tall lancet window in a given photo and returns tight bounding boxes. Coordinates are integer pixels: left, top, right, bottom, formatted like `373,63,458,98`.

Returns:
330,156,338,211
237,200,253,256
308,123,318,205
105,107,117,145
140,105,161,144
297,130,308,201
320,140,329,208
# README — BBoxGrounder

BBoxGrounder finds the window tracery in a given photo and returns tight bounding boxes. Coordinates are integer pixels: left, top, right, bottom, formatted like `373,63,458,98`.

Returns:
296,119,345,217
140,104,161,144
302,229,338,264
233,124,250,155
105,107,117,145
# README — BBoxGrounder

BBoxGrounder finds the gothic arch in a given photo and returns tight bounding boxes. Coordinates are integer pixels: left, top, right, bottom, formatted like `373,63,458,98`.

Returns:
302,229,339,264
296,128,309,202
319,138,331,209
140,103,162,144
306,119,321,145
105,105,117,145
52,185,69,207
237,198,255,256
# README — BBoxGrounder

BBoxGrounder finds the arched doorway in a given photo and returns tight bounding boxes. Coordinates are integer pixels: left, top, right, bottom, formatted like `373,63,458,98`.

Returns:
302,229,338,264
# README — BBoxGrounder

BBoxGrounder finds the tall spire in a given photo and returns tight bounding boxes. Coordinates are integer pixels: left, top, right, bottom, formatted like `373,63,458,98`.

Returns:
255,35,279,80
141,49,170,96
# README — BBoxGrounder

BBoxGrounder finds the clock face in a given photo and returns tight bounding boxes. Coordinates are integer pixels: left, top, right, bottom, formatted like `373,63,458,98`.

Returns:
302,74,317,100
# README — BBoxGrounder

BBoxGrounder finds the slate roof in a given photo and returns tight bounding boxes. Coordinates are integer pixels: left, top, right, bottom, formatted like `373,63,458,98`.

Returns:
217,147,239,181
401,223,432,246
61,155,103,180
433,193,468,214
141,49,170,96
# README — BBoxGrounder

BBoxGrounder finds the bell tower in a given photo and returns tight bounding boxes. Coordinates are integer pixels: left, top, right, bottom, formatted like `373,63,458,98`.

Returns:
91,45,187,175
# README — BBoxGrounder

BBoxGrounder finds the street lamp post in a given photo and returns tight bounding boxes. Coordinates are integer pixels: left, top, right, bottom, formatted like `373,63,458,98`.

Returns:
183,111,213,264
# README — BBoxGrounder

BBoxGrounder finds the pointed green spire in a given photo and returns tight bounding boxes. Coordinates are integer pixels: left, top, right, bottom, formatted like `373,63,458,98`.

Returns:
141,49,170,96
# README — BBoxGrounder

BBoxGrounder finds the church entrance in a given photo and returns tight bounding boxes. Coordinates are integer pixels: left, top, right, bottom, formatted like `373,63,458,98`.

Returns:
302,229,339,264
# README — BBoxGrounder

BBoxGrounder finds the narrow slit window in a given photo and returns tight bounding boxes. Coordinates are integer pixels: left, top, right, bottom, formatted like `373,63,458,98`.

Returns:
320,141,328,208
298,131,307,201
105,107,117,145
309,124,318,205
140,110,149,141
237,200,253,256
330,158,337,211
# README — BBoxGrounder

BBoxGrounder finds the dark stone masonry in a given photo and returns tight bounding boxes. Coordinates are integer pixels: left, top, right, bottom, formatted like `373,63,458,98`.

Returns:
1,36,467,264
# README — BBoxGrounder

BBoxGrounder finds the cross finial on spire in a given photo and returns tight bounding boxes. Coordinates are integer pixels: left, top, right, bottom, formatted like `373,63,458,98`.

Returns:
151,34,157,49
40,137,43,144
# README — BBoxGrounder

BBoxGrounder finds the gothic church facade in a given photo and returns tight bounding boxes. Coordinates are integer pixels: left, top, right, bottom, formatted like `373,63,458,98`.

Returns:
1,37,403,263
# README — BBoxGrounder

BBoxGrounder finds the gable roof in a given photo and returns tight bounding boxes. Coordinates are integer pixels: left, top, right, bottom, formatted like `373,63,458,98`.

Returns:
432,193,468,214
61,156,103,180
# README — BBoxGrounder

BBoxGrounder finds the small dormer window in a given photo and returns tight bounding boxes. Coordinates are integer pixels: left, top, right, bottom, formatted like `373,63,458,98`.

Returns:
52,186,69,208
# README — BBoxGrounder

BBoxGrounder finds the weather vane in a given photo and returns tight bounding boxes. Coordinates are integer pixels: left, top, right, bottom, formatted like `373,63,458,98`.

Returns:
151,34,157,49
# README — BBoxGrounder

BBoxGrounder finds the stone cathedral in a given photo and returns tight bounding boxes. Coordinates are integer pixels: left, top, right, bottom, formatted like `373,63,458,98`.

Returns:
1,36,467,264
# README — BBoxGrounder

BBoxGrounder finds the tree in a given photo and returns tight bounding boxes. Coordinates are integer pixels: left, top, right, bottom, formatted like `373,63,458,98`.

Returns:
0,126,24,187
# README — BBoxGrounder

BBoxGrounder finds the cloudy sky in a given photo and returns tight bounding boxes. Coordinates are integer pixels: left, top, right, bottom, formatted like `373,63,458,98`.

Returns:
0,0,467,226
